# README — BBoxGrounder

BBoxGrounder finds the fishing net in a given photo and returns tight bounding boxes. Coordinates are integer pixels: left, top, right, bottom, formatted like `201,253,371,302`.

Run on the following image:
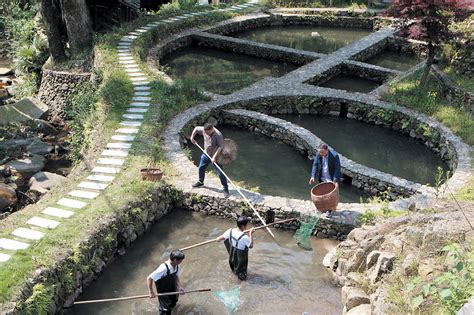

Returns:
213,287,241,314
294,216,319,251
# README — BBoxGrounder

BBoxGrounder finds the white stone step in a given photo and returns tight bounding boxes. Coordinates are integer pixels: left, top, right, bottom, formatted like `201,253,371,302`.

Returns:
140,26,153,30
87,174,115,182
130,102,150,107
0,238,29,250
107,142,132,149
79,181,109,190
118,52,132,56
92,166,121,174
122,114,144,120
112,135,135,141
57,198,87,209
130,77,149,82
0,253,11,262
12,228,44,240
134,91,151,96
120,60,136,65
42,207,74,218
125,68,141,73
117,43,131,47
120,121,142,127
128,31,142,35
120,37,135,42
27,217,60,229
116,128,139,134
128,72,145,77
119,56,134,61
123,63,139,69
102,149,128,157
97,158,125,166
134,86,151,91
68,190,99,199
127,108,147,113
132,81,150,86
132,96,151,101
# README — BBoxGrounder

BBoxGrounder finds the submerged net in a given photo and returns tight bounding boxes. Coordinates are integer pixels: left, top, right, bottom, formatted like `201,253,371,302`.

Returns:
294,216,319,251
213,287,241,314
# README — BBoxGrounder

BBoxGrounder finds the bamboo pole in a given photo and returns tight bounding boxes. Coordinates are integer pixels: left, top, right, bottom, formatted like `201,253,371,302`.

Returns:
74,288,211,305
194,142,275,239
179,218,296,251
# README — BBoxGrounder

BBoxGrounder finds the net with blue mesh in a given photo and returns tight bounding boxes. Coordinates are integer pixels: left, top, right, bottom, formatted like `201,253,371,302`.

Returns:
213,287,241,314
294,215,319,251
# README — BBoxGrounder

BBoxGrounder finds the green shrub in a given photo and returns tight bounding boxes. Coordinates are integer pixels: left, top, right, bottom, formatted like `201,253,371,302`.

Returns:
65,81,99,163
22,283,53,315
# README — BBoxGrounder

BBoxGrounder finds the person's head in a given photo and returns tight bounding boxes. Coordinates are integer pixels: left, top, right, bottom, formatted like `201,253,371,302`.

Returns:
169,250,185,266
237,216,251,230
318,143,329,157
203,123,215,136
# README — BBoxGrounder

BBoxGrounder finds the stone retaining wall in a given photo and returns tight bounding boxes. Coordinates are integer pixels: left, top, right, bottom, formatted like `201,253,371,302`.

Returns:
37,70,91,123
206,14,375,36
192,32,318,65
432,66,474,113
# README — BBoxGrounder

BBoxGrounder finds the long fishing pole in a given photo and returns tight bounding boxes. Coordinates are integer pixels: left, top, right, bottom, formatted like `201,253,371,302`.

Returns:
179,218,297,251
194,142,275,239
73,288,211,305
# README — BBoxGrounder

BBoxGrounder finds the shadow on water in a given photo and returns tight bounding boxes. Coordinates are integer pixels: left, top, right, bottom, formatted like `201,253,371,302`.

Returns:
72,210,342,315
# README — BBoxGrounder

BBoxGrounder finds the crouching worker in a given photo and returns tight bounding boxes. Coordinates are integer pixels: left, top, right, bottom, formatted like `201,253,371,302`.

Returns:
147,250,185,315
217,216,255,280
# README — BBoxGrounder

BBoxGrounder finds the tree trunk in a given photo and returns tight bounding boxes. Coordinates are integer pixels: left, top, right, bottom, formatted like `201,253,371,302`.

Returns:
330,0,333,7
420,41,435,86
39,0,66,63
60,0,92,55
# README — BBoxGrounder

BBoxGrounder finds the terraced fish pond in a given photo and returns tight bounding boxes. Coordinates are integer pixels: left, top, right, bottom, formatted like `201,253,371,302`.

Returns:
188,126,368,203
275,115,449,185
73,210,342,314
160,46,297,94
365,50,421,71
317,74,381,93
234,25,372,54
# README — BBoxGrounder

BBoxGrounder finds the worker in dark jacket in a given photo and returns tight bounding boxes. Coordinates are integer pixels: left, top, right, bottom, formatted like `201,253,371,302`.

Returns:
216,216,255,280
147,250,185,315
309,143,342,186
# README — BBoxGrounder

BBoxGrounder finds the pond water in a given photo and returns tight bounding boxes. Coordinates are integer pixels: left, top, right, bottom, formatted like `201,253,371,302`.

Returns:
274,115,449,185
318,74,381,93
188,126,368,203
160,46,297,94
234,25,372,54
73,210,342,315
365,50,421,71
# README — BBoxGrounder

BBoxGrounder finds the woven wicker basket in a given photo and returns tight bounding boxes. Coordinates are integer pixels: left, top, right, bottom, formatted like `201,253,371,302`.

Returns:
310,182,339,213
140,168,163,181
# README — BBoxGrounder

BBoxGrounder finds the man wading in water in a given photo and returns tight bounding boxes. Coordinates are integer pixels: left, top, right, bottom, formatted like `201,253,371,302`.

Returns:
147,250,185,315
217,216,255,280
190,123,230,198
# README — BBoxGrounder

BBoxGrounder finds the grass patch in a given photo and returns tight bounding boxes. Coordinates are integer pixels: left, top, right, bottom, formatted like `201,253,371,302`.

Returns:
382,70,474,146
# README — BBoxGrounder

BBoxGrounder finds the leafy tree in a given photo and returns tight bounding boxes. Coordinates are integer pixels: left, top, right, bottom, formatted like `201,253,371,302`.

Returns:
389,0,469,86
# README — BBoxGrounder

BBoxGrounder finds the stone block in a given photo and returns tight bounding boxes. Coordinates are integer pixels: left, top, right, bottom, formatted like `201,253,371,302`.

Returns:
343,286,370,311
29,172,66,194
346,303,371,315
6,154,46,178
0,183,17,211
0,97,48,125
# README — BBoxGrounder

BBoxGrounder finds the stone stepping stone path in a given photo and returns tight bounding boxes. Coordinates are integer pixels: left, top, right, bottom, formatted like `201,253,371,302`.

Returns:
0,2,256,263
